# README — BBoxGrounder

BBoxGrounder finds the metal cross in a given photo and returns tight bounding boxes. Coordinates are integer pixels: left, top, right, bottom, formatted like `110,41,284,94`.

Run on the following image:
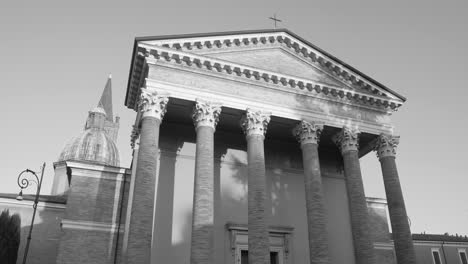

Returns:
269,14,282,28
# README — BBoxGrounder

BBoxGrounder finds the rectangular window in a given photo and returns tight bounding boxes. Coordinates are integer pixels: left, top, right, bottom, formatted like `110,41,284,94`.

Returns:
432,249,442,264
460,250,468,264
240,250,280,264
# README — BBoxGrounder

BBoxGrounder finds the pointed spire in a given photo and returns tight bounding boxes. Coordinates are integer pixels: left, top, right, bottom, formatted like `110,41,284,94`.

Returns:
98,74,114,121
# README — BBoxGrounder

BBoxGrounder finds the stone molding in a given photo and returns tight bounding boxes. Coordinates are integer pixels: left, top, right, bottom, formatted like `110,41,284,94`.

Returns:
63,160,131,175
145,79,395,135
292,120,324,146
61,219,124,233
240,108,271,137
375,134,400,159
144,32,400,101
333,126,360,153
192,99,222,130
0,198,66,209
132,44,402,112
130,124,140,149
138,88,169,119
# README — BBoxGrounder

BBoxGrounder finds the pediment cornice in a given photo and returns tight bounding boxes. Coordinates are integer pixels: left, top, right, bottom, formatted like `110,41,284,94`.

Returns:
126,41,403,113
134,29,406,101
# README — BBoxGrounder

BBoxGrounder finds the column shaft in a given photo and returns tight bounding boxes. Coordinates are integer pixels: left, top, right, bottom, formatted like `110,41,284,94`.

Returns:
342,150,375,264
247,134,270,264
380,156,416,264
301,143,330,264
191,126,215,264
126,117,161,263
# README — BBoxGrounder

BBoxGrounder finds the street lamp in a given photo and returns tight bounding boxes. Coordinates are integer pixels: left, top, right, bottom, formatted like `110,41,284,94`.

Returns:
16,162,46,264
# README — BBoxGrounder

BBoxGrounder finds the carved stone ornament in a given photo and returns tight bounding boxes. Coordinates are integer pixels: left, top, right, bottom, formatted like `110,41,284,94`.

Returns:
192,99,222,130
138,88,169,119
292,120,324,146
130,125,140,149
375,134,400,159
240,108,271,137
333,126,360,153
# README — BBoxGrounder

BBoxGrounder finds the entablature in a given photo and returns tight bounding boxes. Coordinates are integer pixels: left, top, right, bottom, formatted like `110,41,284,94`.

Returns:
126,29,406,137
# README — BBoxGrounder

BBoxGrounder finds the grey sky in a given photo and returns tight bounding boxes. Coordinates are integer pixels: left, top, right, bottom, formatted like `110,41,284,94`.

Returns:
1,0,467,235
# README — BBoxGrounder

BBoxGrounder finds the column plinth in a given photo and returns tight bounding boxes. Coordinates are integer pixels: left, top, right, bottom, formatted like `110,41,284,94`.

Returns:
240,109,271,264
126,88,168,264
333,127,374,264
190,100,222,264
293,120,330,264
375,134,416,264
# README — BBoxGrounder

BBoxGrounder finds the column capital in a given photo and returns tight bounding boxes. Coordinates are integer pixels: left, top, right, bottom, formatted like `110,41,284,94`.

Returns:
292,120,324,146
192,99,222,130
333,126,360,153
130,125,140,149
138,88,169,120
375,134,400,159
240,108,271,137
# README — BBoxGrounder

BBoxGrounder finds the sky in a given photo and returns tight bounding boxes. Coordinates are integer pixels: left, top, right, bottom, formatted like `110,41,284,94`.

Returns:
1,0,467,236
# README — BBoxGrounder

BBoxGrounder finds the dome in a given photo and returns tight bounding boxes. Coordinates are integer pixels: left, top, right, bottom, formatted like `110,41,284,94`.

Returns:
90,106,107,116
58,128,120,166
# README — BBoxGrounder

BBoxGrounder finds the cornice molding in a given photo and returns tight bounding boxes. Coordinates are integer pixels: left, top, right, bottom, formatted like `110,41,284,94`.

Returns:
61,219,124,233
139,31,405,101
128,43,402,114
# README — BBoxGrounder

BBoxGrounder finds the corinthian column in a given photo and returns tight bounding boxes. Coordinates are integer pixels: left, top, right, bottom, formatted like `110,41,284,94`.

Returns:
126,88,169,264
333,127,374,264
190,99,222,264
375,135,415,264
293,120,330,264
240,109,271,264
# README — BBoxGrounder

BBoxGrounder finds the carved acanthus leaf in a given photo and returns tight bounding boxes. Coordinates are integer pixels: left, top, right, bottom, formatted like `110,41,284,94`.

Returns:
333,126,360,153
375,134,400,159
130,125,140,149
138,88,169,119
292,120,324,145
192,99,222,130
240,109,271,137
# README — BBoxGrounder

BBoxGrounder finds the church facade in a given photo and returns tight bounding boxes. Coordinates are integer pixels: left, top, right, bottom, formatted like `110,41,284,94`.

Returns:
120,29,412,264
4,29,461,264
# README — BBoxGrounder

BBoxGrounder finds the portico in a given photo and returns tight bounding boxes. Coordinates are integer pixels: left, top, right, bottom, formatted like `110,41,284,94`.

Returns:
123,29,414,264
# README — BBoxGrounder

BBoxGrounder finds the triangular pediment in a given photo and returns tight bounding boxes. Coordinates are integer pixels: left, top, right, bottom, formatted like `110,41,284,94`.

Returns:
203,47,342,87
127,29,406,111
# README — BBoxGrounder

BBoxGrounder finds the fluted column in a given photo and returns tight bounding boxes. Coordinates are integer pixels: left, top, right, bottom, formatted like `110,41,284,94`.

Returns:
240,109,271,264
126,88,169,264
190,99,222,264
293,120,330,264
375,134,415,264
333,127,374,264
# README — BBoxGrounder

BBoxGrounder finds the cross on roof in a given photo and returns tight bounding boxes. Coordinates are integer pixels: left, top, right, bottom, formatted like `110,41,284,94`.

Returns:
268,14,282,28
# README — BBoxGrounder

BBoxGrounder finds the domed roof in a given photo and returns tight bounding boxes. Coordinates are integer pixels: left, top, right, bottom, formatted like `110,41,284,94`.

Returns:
58,128,120,166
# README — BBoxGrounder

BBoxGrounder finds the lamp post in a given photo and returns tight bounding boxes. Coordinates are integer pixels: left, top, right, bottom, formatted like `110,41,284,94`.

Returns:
16,162,46,264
